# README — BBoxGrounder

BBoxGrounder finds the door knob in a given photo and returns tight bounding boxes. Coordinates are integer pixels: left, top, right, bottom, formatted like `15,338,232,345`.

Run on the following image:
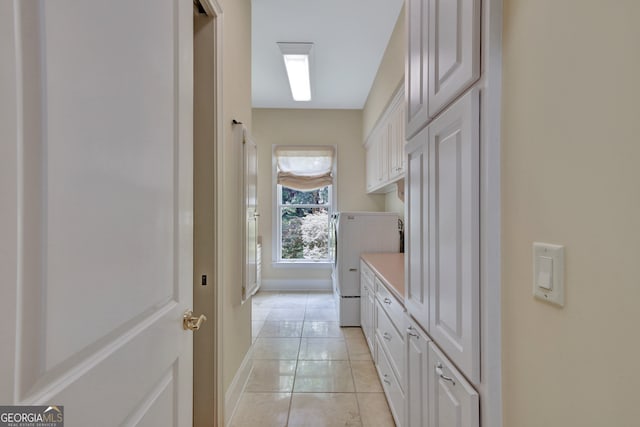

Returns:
183,310,207,331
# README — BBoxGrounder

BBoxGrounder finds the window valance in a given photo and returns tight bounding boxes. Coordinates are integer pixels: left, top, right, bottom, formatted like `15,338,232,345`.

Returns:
274,146,335,191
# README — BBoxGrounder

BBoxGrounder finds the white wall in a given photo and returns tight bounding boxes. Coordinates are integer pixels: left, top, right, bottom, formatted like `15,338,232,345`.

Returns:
502,1,640,425
252,109,385,286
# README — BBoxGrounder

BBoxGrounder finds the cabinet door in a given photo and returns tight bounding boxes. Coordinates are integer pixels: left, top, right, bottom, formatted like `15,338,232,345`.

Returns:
405,126,429,331
428,0,480,117
390,104,406,180
428,90,480,383
377,127,390,185
428,343,479,427
406,319,430,427
367,288,376,358
365,140,377,192
406,0,430,139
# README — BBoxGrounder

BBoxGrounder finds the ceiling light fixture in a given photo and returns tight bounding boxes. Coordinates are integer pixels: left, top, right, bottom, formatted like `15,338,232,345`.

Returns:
277,42,313,102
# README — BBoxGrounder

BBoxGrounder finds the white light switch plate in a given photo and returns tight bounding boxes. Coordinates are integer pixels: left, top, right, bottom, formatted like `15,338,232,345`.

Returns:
533,242,564,307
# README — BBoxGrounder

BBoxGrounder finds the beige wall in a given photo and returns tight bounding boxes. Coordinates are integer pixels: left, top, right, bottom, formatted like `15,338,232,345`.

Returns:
362,7,406,220
384,186,405,220
252,109,385,283
218,0,253,393
362,5,405,139
502,1,640,425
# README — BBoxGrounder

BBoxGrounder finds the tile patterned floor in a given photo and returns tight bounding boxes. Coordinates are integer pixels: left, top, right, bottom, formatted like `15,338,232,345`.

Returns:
229,291,396,427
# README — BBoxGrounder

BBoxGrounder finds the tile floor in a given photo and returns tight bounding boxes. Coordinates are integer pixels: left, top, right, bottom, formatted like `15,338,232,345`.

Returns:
229,291,396,427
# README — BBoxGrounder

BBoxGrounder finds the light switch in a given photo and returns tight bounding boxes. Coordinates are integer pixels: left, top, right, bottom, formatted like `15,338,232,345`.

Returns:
533,242,564,307
537,256,553,290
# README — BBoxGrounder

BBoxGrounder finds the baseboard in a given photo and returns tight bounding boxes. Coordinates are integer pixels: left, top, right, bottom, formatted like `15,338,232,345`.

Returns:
260,279,332,292
224,344,254,427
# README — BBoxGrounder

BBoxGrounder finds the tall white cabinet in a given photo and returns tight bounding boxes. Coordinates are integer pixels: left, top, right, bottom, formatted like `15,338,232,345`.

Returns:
404,0,483,426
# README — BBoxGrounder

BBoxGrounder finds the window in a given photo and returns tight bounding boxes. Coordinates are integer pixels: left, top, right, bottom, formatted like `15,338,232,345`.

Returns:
274,146,336,263
278,185,331,261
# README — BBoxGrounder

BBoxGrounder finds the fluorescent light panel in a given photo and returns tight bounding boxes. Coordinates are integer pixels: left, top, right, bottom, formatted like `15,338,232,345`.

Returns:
278,43,313,102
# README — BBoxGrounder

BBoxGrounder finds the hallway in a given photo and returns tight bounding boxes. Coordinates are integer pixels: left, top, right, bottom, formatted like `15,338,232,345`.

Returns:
229,291,396,426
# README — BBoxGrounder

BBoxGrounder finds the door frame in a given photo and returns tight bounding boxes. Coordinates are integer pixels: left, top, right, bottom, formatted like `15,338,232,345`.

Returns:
193,0,224,425
479,0,503,426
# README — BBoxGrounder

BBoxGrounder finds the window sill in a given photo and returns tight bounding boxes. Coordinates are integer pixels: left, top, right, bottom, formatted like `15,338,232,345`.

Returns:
272,261,333,270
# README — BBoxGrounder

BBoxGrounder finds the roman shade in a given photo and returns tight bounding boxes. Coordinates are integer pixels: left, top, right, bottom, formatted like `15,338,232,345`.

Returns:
275,146,335,191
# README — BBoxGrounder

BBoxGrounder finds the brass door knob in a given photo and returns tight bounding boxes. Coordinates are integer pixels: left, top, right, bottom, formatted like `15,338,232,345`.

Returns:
183,310,207,331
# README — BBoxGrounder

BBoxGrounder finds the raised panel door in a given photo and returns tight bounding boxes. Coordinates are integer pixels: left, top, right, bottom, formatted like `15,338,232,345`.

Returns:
427,343,479,427
377,127,391,185
428,0,481,117
390,103,406,180
366,140,378,191
406,0,430,138
0,1,194,424
428,90,480,383
406,318,430,427
405,127,430,331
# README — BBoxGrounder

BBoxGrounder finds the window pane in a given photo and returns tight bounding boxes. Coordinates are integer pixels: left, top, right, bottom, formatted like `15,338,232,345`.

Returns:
281,207,329,260
281,186,329,205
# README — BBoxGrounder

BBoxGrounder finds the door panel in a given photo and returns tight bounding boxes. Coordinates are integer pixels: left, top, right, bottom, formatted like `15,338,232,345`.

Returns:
428,0,480,117
429,90,480,383
405,127,429,331
2,1,193,425
406,0,430,138
428,343,479,427
405,319,429,427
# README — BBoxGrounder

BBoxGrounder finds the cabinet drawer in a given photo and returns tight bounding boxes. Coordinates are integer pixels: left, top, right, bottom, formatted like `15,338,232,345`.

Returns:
376,337,405,427
428,342,479,427
375,277,404,330
376,301,405,389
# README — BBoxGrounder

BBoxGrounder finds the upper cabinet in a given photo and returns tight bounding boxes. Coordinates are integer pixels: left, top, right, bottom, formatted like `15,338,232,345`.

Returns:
406,0,481,139
365,87,406,194
406,0,429,139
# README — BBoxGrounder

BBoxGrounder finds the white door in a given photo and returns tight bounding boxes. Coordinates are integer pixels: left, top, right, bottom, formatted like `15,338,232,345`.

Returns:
428,0,481,117
405,319,430,427
427,343,479,427
0,1,194,426
429,90,480,383
405,126,430,331
405,0,430,139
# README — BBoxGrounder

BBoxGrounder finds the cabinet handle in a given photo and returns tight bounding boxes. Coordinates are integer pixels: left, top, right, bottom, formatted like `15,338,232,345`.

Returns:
384,297,392,305
349,268,358,272
407,326,419,338
382,374,391,385
435,363,456,386
383,332,392,341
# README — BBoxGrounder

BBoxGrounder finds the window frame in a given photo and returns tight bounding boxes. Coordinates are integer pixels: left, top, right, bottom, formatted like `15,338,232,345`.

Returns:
272,145,337,266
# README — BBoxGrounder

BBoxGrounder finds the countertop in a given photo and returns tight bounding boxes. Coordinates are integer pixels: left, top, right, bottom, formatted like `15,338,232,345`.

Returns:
360,253,405,302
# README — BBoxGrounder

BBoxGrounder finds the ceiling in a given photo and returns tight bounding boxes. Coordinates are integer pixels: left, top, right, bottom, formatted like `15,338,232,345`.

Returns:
252,0,404,110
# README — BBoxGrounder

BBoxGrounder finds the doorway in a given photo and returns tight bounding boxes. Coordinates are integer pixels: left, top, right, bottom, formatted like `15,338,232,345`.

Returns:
193,0,223,425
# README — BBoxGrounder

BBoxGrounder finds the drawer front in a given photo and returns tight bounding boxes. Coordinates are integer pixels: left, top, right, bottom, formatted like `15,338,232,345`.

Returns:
376,301,405,388
376,277,404,330
376,337,405,427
